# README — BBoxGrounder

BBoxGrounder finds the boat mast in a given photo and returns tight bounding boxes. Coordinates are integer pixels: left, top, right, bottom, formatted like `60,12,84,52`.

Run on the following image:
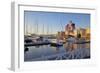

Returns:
37,18,38,34
60,16,63,31
51,24,52,35
35,17,38,34
47,24,49,35
26,16,28,35
42,23,44,35
31,24,33,34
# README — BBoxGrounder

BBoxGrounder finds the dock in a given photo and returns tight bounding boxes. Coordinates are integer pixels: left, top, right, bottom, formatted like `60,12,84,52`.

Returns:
24,42,63,47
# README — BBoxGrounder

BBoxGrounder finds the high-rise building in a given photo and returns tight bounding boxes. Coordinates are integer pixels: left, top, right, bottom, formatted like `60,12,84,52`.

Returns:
65,21,76,38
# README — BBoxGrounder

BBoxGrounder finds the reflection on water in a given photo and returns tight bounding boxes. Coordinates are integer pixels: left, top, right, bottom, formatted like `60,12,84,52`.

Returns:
24,42,90,61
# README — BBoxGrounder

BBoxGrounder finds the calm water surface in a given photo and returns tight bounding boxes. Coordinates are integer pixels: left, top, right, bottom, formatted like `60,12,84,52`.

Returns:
24,42,90,61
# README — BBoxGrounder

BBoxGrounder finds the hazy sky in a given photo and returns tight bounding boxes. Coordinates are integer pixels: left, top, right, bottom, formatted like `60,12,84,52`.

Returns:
24,11,90,35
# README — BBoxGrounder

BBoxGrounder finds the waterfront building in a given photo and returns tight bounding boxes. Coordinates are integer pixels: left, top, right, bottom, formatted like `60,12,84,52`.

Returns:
78,28,86,39
65,21,76,38
86,28,90,40
77,28,90,40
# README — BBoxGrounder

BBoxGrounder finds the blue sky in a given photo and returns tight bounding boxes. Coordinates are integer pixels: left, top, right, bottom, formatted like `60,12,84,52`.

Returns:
24,11,90,34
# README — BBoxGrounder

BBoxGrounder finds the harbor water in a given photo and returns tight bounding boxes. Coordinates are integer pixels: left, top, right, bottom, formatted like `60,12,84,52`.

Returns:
24,42,90,61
